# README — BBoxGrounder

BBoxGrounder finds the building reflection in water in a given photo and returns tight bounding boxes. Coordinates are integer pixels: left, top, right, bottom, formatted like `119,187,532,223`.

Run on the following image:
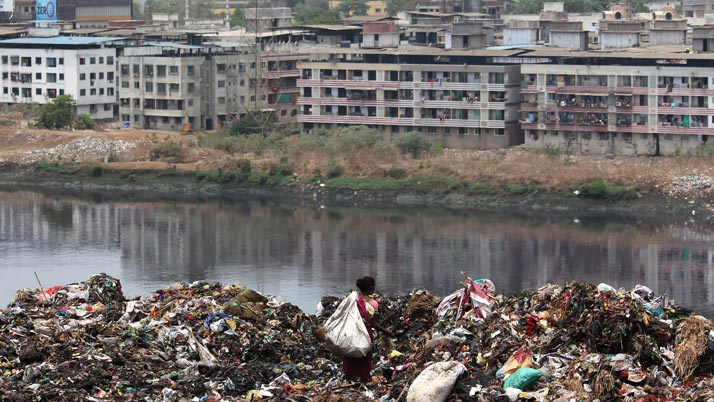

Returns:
0,191,713,317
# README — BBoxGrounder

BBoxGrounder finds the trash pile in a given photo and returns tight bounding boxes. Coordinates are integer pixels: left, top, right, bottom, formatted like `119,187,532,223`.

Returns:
670,175,714,197
1,273,713,401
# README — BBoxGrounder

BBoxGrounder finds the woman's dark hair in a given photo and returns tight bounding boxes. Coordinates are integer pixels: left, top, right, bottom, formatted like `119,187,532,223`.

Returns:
356,276,376,294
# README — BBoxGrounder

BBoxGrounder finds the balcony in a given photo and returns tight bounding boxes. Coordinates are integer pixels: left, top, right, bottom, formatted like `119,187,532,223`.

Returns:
297,78,399,90
297,113,414,125
267,69,300,79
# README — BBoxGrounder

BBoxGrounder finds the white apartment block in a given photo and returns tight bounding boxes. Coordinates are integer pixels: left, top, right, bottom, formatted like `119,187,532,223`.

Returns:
297,47,523,149
0,37,120,120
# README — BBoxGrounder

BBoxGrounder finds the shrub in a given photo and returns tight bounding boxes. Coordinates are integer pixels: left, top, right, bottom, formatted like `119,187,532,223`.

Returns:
34,159,78,175
394,131,433,158
90,165,103,177
107,151,119,163
330,126,383,152
505,183,543,195
226,112,272,136
385,168,406,179
236,158,252,173
326,160,345,178
150,141,186,163
74,114,95,130
196,168,235,183
467,182,491,193
269,157,293,177
158,165,182,177
576,179,636,200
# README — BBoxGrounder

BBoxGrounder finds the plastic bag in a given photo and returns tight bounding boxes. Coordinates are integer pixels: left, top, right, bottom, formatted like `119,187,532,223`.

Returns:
502,367,542,391
324,291,371,358
406,361,466,402
497,346,533,379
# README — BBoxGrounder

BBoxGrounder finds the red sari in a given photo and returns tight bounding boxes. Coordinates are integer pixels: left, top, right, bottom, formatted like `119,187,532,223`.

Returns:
342,294,374,383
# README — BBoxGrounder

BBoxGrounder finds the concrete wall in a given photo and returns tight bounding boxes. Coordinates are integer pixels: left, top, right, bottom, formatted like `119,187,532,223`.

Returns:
503,27,539,45
600,32,640,49
551,31,588,49
649,30,686,46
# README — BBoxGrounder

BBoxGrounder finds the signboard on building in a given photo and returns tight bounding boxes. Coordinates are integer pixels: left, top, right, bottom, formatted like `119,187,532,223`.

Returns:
36,0,56,21
0,0,14,13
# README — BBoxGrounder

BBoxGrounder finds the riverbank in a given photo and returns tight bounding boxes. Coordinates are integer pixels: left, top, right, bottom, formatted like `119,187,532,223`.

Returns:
2,273,712,401
0,168,711,223
2,126,714,220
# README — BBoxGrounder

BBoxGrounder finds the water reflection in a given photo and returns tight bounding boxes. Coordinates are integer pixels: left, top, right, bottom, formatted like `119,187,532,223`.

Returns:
0,191,713,318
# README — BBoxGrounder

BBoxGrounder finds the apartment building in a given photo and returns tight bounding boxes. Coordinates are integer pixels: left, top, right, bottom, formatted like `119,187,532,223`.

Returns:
118,42,305,131
520,48,714,155
297,47,523,149
118,45,207,131
0,36,119,120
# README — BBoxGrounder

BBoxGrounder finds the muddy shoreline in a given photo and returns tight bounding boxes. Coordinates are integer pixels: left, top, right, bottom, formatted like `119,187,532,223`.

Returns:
0,169,709,223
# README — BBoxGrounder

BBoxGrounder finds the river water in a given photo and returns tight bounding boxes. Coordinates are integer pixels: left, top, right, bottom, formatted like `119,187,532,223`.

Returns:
1,190,713,318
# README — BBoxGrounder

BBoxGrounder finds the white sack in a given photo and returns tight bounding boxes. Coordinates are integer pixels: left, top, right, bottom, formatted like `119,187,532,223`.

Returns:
406,361,467,402
324,291,371,358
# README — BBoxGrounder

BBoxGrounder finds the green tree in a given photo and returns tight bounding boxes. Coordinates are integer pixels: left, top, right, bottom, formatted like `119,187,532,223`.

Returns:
506,0,544,14
338,0,368,16
293,3,341,24
226,112,273,136
394,131,433,158
231,7,245,27
37,95,76,129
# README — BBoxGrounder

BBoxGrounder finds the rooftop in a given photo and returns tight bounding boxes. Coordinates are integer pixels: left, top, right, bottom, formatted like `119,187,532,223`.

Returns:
0,36,125,46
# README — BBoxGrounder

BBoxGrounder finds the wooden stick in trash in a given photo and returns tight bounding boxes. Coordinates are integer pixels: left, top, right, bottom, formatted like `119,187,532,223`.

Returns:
34,271,48,302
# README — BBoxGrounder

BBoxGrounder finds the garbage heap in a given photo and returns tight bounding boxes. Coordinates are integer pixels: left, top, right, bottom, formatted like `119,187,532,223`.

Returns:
1,273,713,401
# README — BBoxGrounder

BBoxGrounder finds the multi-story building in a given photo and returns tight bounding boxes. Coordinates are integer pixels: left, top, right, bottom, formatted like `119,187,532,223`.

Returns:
118,42,305,130
0,36,119,120
118,45,207,130
297,46,523,149
520,48,714,155
58,0,133,26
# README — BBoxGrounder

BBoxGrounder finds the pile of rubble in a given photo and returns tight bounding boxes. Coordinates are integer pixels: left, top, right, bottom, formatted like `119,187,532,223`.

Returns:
1,273,712,401
22,137,136,164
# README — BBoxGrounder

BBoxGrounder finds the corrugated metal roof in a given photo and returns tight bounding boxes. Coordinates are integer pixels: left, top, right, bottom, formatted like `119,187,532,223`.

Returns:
0,36,125,45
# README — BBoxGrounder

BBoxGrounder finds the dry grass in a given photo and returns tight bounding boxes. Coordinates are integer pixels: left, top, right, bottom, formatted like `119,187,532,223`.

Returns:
673,316,711,379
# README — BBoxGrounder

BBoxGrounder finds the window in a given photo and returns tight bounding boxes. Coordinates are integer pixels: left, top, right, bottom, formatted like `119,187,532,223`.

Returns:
99,57,104,64
59,58,63,65
218,97,226,104
427,126,437,134
188,99,193,106
99,88,104,95
90,57,96,64
157,83,166,94
281,110,287,116
494,128,505,136
99,72,104,79
59,89,64,95
90,88,96,95
169,83,179,92
444,127,451,134
2,72,6,80
35,57,41,65
459,127,467,135
157,65,166,77
35,72,41,80
46,73,56,83
80,89,86,96
21,57,31,67
187,65,195,76
107,72,114,81
79,73,86,80
79,58,85,65
145,82,153,92
599,132,609,140
108,88,114,96
218,80,225,88
250,95,256,102
121,81,129,88
106,56,113,65
10,56,18,65
134,82,139,89
239,79,245,87
1,56,7,64
2,87,7,94
35,88,41,95
188,83,194,93
169,66,178,75
640,133,648,139
582,133,591,140
121,64,129,75
623,133,632,142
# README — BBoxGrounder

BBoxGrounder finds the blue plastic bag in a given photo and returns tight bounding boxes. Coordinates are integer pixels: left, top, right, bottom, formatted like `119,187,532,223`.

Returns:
503,367,543,390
